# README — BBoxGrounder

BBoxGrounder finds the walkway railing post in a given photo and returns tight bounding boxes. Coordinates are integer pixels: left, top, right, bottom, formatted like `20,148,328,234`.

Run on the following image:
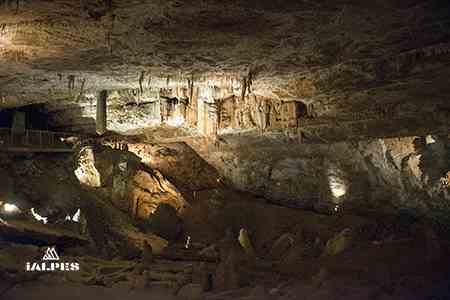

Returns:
0,127,76,152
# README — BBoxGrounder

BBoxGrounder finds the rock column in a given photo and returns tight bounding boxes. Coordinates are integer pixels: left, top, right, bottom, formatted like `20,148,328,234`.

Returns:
96,90,108,135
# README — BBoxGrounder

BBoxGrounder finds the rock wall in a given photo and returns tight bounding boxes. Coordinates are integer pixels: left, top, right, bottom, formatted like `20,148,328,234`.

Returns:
0,151,169,256
187,134,450,219
74,145,188,219
128,142,223,195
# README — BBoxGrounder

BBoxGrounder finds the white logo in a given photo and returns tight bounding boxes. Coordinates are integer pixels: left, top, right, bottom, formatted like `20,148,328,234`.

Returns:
25,246,79,272
42,247,60,261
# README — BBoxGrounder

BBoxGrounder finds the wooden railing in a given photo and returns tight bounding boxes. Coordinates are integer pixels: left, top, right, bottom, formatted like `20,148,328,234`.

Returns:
0,128,76,152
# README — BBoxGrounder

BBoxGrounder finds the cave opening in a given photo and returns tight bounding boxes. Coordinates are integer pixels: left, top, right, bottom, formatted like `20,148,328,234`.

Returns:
295,100,308,118
0,104,50,131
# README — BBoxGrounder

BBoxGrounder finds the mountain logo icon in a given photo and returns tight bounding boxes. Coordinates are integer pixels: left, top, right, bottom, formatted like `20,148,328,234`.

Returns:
42,247,60,261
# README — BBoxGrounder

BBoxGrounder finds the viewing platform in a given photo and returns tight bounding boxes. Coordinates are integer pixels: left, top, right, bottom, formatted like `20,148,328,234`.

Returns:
0,128,75,153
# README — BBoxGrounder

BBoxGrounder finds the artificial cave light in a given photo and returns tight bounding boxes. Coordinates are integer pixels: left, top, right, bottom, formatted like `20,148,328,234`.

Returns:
328,175,347,198
185,236,191,249
3,203,20,214
30,208,48,224
64,208,81,222
72,208,81,222
426,135,436,144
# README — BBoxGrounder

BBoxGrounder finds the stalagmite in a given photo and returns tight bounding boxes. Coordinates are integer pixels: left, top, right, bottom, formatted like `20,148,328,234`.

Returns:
238,228,255,258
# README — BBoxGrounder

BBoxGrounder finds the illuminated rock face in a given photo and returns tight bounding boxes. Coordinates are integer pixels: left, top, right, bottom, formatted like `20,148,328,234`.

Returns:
74,145,187,220
75,147,101,188
327,167,348,200
187,135,450,216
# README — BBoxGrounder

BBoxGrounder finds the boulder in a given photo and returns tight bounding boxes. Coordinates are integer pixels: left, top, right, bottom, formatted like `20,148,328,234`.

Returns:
75,145,186,221
74,146,102,187
129,168,187,218
269,233,295,260
238,228,255,258
323,228,353,256
80,189,168,257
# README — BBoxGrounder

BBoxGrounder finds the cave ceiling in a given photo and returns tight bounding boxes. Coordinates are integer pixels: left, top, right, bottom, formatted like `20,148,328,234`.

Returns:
0,0,449,136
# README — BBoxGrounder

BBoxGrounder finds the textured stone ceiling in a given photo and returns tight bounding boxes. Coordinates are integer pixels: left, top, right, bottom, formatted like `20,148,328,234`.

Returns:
0,0,449,135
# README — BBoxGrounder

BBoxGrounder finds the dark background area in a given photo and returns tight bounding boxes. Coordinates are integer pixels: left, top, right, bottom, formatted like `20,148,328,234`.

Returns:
0,104,50,130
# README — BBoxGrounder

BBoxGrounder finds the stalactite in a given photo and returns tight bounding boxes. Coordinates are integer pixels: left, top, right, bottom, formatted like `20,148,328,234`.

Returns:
147,73,152,89
247,70,253,94
215,99,224,129
77,78,86,101
188,74,194,106
240,77,247,103
68,75,75,90
107,13,116,55
139,71,145,94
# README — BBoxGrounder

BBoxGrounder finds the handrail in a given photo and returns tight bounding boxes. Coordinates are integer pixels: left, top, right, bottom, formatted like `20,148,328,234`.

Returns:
0,127,77,152
0,127,81,137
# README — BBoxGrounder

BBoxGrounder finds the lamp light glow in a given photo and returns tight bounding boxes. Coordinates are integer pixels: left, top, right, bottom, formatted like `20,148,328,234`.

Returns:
3,203,20,213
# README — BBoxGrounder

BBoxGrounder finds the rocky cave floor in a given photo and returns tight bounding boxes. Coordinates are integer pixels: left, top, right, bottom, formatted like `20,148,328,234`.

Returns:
1,133,450,300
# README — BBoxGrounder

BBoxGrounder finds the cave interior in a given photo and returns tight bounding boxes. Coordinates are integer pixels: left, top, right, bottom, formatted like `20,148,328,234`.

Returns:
0,1,449,299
